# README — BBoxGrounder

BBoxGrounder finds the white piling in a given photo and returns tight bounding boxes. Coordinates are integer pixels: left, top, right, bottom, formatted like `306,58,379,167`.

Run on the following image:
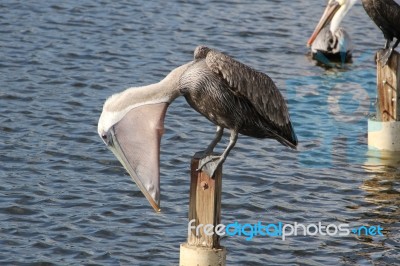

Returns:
368,118,400,150
368,50,400,151
180,244,226,266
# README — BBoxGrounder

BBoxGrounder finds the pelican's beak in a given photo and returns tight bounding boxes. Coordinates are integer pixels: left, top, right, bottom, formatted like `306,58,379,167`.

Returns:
307,1,341,47
104,103,168,212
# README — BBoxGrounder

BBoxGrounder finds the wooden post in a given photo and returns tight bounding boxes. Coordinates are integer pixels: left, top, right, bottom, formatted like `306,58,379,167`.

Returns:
376,50,400,121
179,152,226,266
368,50,400,151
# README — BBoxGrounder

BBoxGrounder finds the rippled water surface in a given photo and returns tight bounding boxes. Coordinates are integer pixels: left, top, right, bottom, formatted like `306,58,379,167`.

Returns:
1,0,399,265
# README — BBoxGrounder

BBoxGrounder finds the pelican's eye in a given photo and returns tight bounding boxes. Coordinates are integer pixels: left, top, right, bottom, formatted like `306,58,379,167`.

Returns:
179,87,189,94
100,131,110,145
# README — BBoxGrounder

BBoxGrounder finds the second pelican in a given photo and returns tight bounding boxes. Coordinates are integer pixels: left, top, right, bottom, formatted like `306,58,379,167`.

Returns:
307,0,357,63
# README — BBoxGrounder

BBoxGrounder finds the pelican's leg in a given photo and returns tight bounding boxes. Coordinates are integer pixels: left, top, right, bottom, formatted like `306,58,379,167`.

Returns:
197,130,238,177
384,39,391,49
218,130,238,166
393,39,400,50
204,126,224,154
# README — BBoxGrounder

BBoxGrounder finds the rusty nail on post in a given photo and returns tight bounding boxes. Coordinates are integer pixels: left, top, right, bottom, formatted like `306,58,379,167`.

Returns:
200,181,208,190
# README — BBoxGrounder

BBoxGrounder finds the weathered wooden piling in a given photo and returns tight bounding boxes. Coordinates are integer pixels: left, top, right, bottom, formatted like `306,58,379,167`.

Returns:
368,50,400,151
376,50,400,121
179,152,226,266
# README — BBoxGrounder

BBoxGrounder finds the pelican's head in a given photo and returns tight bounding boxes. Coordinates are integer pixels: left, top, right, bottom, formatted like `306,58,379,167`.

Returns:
98,92,169,212
97,62,193,212
307,0,356,47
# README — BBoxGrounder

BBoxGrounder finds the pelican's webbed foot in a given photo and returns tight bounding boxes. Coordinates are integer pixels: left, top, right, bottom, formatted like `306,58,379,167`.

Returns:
378,48,393,66
197,155,223,177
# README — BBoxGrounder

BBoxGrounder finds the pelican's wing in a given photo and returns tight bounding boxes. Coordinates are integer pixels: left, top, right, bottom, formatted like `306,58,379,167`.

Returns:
376,0,400,34
370,0,400,37
310,27,332,53
194,46,297,148
200,47,289,126
311,27,353,54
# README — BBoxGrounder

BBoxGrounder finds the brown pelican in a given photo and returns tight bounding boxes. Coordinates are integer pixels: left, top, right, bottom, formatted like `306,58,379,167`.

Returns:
307,0,357,63
97,46,298,211
361,0,400,65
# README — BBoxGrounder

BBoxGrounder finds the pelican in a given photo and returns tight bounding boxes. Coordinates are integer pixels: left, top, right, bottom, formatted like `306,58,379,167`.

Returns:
97,46,298,211
361,0,400,65
307,0,357,63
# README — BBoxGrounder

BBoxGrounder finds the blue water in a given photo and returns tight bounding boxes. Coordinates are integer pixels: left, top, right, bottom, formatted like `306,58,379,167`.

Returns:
1,0,399,265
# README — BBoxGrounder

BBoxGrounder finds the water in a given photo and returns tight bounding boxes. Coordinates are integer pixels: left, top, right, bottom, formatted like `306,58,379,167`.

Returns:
1,0,399,265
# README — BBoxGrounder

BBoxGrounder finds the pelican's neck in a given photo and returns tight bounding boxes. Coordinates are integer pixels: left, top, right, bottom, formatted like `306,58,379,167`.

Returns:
104,62,193,113
330,0,356,34
105,82,172,113
98,61,193,135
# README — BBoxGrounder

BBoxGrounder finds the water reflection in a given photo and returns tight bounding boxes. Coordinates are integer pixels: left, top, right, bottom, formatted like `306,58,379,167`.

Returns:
357,150,400,263
363,149,400,210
